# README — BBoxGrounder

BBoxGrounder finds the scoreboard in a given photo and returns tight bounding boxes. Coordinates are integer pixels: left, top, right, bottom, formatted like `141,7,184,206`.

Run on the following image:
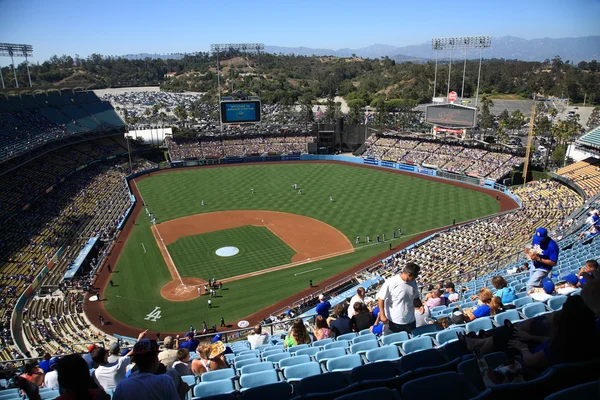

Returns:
220,100,261,124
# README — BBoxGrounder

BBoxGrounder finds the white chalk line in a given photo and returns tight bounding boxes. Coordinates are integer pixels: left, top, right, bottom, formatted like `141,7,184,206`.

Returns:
141,243,146,253
295,268,322,276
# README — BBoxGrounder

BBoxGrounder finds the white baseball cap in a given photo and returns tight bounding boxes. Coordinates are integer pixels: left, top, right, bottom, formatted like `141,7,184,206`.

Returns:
318,294,325,300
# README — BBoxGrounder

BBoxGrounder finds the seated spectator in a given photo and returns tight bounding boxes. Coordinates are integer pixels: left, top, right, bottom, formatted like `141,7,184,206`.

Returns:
38,353,52,374
529,278,555,302
426,289,445,308
171,349,192,376
207,341,228,371
351,302,375,332
20,360,44,387
284,319,311,348
55,354,110,400
557,274,579,295
83,344,97,369
43,358,59,390
247,324,270,350
464,288,494,321
492,276,517,304
312,315,331,340
414,298,432,328
113,339,179,400
578,259,600,285
329,304,353,337
579,225,599,240
443,282,459,302
158,336,179,368
191,345,211,377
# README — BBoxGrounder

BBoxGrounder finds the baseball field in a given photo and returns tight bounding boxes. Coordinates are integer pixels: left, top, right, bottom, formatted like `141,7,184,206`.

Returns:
101,162,501,333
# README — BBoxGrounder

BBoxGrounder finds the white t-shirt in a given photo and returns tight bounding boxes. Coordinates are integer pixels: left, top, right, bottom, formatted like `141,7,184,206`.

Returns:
93,356,131,390
248,333,269,349
557,286,577,295
377,275,419,325
414,306,432,328
44,370,58,389
348,294,364,318
113,372,179,400
528,292,553,303
448,292,459,302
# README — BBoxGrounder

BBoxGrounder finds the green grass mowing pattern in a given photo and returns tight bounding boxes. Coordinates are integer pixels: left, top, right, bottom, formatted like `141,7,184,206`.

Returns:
105,163,500,331
167,226,295,279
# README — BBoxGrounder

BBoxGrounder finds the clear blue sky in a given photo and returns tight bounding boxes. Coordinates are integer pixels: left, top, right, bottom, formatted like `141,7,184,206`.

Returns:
0,0,598,62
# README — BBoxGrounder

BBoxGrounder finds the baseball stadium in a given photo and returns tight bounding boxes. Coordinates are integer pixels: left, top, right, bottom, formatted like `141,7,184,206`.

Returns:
1,28,600,400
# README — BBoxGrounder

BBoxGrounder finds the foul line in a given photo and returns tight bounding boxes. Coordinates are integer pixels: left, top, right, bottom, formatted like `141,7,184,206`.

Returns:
151,224,184,286
295,268,322,276
141,243,146,253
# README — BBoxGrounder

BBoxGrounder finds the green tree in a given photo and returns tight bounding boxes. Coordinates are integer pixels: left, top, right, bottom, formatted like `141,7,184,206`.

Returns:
478,95,495,130
509,109,524,130
324,96,336,124
587,107,600,128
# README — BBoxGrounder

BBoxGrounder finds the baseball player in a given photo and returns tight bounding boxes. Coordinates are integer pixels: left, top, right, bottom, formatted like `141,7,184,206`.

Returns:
298,189,302,195
356,236,360,244
329,196,333,202
251,188,254,194
201,200,204,206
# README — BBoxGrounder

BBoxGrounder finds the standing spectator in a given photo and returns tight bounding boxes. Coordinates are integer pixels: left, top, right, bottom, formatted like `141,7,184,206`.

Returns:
83,344,97,369
329,303,353,337
284,319,311,348
491,276,517,304
351,302,375,332
113,339,179,400
413,298,432,328
108,342,121,363
54,355,110,400
158,336,178,369
177,332,199,352
312,315,331,340
348,287,366,318
526,227,559,291
377,262,421,333
38,353,52,374
247,324,270,349
315,294,331,319
43,358,59,390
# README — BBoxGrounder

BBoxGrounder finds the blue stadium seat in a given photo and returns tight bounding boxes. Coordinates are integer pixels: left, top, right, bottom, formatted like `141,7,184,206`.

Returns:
461,301,478,308
352,333,377,344
283,361,321,383
547,295,568,311
241,381,292,400
315,347,347,364
336,332,357,342
358,329,372,336
294,347,321,359
326,354,363,372
312,338,334,348
240,361,275,375
545,381,600,400
457,352,508,392
201,368,236,382
350,340,379,355
484,368,555,398
336,387,401,400
381,331,410,346
288,344,310,355
431,305,448,313
262,348,284,358
262,345,284,353
278,355,311,371
398,348,445,374
435,327,465,345
255,344,273,352
193,380,236,398
365,345,402,363
296,371,349,396
401,372,478,400
512,296,533,309
521,302,549,318
234,353,258,364
410,324,441,337
350,361,397,383
235,357,262,370
465,318,493,334
265,352,291,364
238,349,260,357
493,309,521,326
401,336,434,354
324,340,350,351
239,369,279,391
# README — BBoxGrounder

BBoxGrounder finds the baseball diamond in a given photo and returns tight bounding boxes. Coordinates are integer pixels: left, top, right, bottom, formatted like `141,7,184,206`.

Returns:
89,161,515,334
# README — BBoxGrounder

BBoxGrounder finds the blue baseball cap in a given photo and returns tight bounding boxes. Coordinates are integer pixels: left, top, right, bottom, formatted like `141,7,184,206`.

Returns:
562,274,578,286
542,278,555,294
533,227,548,245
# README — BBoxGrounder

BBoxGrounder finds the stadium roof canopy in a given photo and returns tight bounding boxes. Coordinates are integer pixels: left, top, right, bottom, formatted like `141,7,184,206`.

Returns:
577,125,600,150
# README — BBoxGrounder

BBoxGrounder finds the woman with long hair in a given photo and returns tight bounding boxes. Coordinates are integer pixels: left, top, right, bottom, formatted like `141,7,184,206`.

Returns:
55,354,110,400
464,288,493,321
284,318,311,348
312,315,331,340
191,344,212,377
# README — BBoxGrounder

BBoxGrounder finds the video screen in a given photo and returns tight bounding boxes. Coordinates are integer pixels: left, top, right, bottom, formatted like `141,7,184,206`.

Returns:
221,101,261,123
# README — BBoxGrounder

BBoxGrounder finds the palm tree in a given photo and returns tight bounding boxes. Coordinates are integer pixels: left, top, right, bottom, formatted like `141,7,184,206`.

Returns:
144,108,153,146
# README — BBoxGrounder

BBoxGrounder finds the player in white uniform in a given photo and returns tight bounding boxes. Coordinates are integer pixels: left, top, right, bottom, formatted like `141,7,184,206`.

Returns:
298,189,302,195
251,188,254,194
201,200,204,206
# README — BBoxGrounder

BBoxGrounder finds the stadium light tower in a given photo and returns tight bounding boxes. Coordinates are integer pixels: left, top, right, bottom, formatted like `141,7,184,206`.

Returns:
431,36,490,109
210,43,264,132
0,43,34,89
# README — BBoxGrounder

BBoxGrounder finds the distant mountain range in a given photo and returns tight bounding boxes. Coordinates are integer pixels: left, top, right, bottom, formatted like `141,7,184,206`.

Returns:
119,36,600,63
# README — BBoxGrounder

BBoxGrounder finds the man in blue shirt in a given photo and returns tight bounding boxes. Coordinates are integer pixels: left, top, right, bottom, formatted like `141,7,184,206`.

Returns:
526,227,559,292
176,332,199,352
315,294,331,319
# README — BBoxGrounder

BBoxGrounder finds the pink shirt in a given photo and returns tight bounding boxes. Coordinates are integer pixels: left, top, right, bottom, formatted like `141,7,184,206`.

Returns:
426,297,444,308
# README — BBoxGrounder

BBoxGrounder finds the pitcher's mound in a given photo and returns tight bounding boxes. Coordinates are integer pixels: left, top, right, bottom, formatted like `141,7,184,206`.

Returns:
161,278,207,301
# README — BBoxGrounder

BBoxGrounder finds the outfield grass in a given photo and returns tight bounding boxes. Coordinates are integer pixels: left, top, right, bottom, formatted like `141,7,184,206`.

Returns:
105,163,500,332
168,226,295,279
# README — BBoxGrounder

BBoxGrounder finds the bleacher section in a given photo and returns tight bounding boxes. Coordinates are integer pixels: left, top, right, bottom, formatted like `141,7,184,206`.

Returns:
556,157,600,197
0,91,124,161
166,135,316,161
363,135,523,181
